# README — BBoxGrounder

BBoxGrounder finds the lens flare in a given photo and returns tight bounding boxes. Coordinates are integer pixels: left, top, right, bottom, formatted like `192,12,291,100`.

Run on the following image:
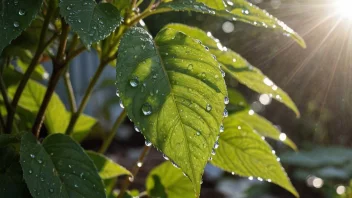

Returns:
335,0,352,19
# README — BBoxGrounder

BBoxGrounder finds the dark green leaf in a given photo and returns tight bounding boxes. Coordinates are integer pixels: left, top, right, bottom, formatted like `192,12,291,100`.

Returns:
0,0,43,53
0,146,31,198
164,23,299,116
87,151,131,179
20,133,106,198
211,115,298,197
116,27,227,196
59,0,123,47
234,110,297,150
158,0,305,47
146,161,193,198
226,88,249,112
0,133,23,148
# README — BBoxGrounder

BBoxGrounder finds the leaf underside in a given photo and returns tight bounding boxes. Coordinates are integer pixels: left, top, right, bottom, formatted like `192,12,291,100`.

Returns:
116,27,227,196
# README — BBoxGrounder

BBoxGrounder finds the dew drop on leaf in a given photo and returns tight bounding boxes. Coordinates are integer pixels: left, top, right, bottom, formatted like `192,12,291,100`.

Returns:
134,125,140,132
211,149,216,155
206,104,212,112
224,96,229,105
115,88,120,97
221,69,225,77
220,124,224,133
13,21,19,27
29,170,33,174
30,154,35,158
214,141,219,149
119,100,124,109
162,154,169,160
129,77,139,87
223,109,229,117
49,189,54,193
137,161,143,167
18,9,25,16
141,103,152,115
145,140,152,147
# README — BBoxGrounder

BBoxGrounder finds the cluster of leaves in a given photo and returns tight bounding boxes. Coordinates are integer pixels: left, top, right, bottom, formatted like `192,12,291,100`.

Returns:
0,0,305,197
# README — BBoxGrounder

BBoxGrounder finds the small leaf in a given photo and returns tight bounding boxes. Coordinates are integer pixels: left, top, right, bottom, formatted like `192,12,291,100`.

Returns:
234,110,297,150
158,0,305,47
0,0,43,53
164,23,299,116
116,27,227,196
211,115,298,197
146,161,193,198
59,0,123,47
226,88,249,112
87,151,131,180
0,146,31,198
20,133,106,198
7,80,96,141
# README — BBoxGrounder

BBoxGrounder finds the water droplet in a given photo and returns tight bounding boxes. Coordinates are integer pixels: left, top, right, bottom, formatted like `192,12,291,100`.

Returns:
49,189,54,193
223,109,228,117
221,69,225,77
40,177,45,182
220,124,224,133
142,103,152,115
242,9,249,15
80,173,84,178
68,165,72,168
37,159,43,164
249,176,253,180
129,77,139,87
30,154,35,158
119,100,124,109
145,140,152,147
224,96,229,104
204,46,209,51
171,161,179,168
66,6,71,10
74,184,78,188
13,21,19,28
137,161,143,167
115,88,120,97
200,180,203,184
211,149,216,155
134,125,140,132
29,170,33,174
206,104,212,112
163,154,169,160
214,141,219,149
18,9,25,16
237,126,242,130
196,131,201,136
187,64,193,70
201,72,206,77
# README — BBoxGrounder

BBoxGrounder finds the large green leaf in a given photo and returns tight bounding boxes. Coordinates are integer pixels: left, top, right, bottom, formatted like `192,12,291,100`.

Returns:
59,0,123,47
235,110,297,150
211,115,298,197
0,146,31,198
20,133,106,198
164,23,299,116
87,151,131,180
16,59,48,81
116,27,227,196
0,0,43,54
7,80,96,141
158,0,305,47
146,161,193,198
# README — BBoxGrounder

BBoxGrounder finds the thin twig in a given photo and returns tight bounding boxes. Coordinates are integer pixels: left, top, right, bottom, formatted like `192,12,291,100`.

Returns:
0,75,13,115
63,71,77,112
117,146,151,198
0,112,5,133
98,110,127,153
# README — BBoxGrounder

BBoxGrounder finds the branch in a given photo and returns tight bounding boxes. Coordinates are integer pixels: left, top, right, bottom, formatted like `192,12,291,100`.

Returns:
117,145,151,198
63,71,77,112
98,110,127,153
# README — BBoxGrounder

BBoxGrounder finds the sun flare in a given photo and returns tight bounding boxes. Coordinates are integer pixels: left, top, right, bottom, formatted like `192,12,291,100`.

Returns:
335,0,352,19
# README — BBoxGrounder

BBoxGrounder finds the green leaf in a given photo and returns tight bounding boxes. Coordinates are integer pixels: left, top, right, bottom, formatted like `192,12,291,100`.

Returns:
164,23,299,116
87,151,131,180
116,27,227,197
17,59,48,81
59,0,123,47
20,133,106,198
7,80,96,141
211,115,298,197
158,0,305,47
0,146,31,198
146,161,193,198
226,88,249,112
112,0,131,16
234,110,297,150
0,0,43,54
0,133,23,148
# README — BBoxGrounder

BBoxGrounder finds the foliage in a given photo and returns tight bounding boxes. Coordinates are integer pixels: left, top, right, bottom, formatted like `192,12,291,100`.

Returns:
0,0,305,197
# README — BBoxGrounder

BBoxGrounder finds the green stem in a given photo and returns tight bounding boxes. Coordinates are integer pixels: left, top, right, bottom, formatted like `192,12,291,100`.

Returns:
0,75,12,116
63,71,77,112
117,145,151,198
0,112,5,133
6,0,54,133
98,110,127,153
66,61,107,135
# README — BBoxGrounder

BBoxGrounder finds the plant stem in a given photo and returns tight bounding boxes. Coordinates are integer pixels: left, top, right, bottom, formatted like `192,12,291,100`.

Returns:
0,75,12,115
98,110,127,153
6,1,54,133
0,112,5,133
66,61,107,135
117,145,151,198
32,67,65,137
63,71,77,112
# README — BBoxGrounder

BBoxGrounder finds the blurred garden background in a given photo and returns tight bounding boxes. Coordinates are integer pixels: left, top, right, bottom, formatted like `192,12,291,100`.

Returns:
42,0,352,197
